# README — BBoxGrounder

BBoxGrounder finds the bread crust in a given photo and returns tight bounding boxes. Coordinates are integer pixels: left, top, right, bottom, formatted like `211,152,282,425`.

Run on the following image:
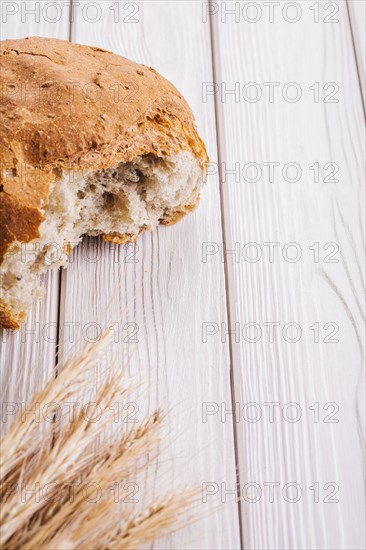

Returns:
0,37,208,329
0,302,26,331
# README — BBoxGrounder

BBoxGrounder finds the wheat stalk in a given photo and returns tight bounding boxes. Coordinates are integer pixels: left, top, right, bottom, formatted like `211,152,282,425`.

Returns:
0,331,197,549
109,491,199,550
0,331,115,481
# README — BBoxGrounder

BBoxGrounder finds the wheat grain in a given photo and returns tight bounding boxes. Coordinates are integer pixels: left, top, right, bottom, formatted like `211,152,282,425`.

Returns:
0,331,197,550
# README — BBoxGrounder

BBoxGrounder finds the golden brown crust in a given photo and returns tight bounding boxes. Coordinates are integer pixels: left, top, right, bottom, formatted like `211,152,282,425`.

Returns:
159,197,200,226
103,232,139,245
0,38,207,169
102,195,200,243
0,302,25,330
0,192,45,262
0,37,208,328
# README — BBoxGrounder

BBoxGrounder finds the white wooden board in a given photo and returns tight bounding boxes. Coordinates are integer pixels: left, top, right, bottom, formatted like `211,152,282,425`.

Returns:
0,1,364,548
348,0,366,106
61,1,241,548
210,0,365,548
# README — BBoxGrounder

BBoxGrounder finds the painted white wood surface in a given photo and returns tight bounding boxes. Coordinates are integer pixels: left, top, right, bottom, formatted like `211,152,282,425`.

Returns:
348,0,366,106
60,1,241,548
210,0,365,548
0,1,69,420
1,1,365,549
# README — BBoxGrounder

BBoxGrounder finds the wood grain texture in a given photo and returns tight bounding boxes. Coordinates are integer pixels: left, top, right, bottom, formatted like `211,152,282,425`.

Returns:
57,1,241,548
210,0,365,548
348,0,366,107
0,0,71,40
0,1,69,423
1,1,365,548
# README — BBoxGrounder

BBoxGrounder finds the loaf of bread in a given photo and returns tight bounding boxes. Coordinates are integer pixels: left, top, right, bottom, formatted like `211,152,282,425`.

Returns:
0,37,208,330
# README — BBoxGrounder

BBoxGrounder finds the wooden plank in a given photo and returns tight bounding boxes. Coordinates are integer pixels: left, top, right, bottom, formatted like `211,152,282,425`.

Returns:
348,0,366,107
0,0,71,40
56,1,241,548
0,2,69,422
210,1,365,548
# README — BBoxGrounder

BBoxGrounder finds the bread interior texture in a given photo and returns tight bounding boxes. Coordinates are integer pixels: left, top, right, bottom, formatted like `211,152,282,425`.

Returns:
1,150,202,320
